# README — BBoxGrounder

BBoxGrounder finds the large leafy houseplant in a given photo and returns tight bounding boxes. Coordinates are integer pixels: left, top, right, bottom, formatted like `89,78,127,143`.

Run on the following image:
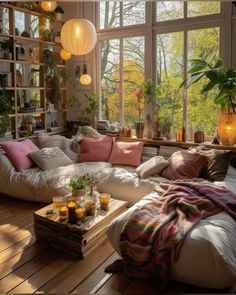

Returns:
182,53,236,144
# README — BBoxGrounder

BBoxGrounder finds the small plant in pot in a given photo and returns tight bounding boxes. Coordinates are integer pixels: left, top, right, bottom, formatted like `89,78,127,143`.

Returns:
22,115,35,135
181,52,236,145
55,5,64,20
69,173,93,197
0,113,11,137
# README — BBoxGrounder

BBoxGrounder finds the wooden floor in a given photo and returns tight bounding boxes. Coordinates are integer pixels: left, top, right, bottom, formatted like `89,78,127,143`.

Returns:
0,193,233,294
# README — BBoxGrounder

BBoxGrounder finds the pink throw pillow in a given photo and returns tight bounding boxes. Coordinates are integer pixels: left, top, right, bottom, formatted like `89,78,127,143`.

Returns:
78,136,113,162
109,141,143,167
161,149,208,180
0,139,38,171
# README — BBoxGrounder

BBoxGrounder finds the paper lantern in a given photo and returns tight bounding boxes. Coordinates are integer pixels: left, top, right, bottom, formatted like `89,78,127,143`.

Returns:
41,1,57,12
80,74,92,85
61,18,97,56
60,49,71,60
217,113,236,145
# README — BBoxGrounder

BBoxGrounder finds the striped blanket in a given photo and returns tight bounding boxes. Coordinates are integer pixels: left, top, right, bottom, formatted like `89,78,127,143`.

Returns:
120,181,236,287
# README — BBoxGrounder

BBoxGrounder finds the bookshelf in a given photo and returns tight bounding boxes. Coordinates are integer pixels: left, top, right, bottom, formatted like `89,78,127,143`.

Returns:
0,3,68,141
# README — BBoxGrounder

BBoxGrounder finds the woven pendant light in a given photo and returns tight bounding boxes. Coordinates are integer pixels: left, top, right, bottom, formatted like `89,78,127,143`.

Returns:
41,1,57,12
61,18,97,56
80,64,92,85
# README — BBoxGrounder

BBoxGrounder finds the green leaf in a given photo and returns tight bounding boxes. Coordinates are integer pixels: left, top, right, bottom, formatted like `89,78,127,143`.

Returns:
201,81,216,93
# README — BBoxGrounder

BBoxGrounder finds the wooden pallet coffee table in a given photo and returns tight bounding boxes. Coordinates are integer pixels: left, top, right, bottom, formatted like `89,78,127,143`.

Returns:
34,198,127,259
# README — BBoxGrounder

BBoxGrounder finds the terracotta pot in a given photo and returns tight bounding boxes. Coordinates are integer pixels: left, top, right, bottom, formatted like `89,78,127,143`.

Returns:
217,113,236,145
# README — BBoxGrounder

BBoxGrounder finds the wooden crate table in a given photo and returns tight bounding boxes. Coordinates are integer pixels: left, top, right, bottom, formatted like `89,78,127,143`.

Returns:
34,198,127,259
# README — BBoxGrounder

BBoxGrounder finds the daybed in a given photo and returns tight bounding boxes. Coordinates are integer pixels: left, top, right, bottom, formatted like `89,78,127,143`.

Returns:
0,130,236,290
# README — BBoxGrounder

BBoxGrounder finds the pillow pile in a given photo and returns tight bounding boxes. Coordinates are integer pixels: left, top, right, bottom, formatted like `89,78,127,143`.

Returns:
190,146,232,181
0,139,38,171
161,149,208,180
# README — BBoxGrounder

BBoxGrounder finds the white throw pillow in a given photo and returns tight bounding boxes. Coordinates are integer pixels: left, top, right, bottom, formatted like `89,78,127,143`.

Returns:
37,132,77,162
29,147,73,170
136,155,169,179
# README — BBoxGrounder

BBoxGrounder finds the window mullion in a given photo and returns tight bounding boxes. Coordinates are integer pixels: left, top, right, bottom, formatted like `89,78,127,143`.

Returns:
120,38,124,125
183,30,188,132
120,1,123,27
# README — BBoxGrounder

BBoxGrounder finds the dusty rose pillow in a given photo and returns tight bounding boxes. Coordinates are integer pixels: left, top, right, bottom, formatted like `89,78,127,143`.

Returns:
0,139,38,171
161,149,208,180
78,136,113,162
109,141,143,167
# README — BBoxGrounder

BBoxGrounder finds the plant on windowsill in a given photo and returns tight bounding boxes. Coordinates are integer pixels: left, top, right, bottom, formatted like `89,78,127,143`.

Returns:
180,52,236,145
22,115,35,135
0,38,14,60
0,113,11,138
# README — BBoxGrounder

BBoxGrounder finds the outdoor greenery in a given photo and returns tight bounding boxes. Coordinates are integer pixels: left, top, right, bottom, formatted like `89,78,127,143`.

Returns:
99,1,220,135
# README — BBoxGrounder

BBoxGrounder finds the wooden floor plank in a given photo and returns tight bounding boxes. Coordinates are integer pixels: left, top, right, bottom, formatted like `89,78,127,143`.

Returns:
0,224,34,253
8,254,73,293
0,242,46,279
0,236,36,265
0,248,59,293
41,240,114,294
71,251,119,294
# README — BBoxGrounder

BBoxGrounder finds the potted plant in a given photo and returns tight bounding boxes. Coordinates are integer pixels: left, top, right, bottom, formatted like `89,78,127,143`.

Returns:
84,93,98,129
69,173,93,197
181,53,236,145
0,38,13,60
22,115,35,134
0,88,14,114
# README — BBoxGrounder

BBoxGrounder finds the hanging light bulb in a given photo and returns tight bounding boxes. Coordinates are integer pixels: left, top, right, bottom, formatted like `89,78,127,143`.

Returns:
80,64,92,85
60,48,71,60
41,1,57,12
61,18,97,56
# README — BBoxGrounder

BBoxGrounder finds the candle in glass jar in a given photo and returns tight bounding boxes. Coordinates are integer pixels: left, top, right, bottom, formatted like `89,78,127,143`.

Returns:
67,201,77,223
99,193,110,211
85,201,96,216
59,206,68,222
75,207,85,221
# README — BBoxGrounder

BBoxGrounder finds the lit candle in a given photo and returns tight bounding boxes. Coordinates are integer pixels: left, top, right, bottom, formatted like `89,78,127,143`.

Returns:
67,201,77,223
59,206,68,222
75,207,85,221
99,193,110,211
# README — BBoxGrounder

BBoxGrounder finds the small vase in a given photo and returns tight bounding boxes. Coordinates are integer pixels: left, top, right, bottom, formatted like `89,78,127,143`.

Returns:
135,122,144,138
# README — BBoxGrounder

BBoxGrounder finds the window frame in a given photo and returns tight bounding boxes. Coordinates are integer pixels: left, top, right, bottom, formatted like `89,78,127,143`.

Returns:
96,1,228,132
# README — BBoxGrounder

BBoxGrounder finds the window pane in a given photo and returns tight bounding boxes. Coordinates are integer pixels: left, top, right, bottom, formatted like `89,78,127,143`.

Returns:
123,2,145,26
123,36,145,126
99,2,120,29
0,8,9,34
100,39,120,122
156,1,184,22
188,2,220,17
156,32,184,135
187,27,220,136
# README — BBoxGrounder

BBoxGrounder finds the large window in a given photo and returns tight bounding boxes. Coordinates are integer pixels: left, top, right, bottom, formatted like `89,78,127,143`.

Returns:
97,1,223,137
100,36,145,126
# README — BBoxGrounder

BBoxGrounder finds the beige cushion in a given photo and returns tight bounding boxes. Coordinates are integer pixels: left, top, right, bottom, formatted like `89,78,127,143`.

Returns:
29,147,73,170
136,156,169,179
37,132,78,162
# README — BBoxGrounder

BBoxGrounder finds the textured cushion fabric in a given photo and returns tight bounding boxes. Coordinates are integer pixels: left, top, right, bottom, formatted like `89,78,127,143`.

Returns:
161,149,208,180
97,167,156,206
37,132,77,162
0,139,38,171
29,147,73,170
109,141,143,167
71,126,103,153
190,146,232,181
136,156,169,179
78,136,113,162
107,191,236,289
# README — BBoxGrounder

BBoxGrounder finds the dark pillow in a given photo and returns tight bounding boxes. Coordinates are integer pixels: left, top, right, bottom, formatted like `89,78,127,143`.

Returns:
190,146,233,181
161,149,208,180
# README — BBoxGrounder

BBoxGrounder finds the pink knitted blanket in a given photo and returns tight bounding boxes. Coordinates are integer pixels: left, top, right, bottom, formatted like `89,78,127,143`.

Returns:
120,181,236,287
